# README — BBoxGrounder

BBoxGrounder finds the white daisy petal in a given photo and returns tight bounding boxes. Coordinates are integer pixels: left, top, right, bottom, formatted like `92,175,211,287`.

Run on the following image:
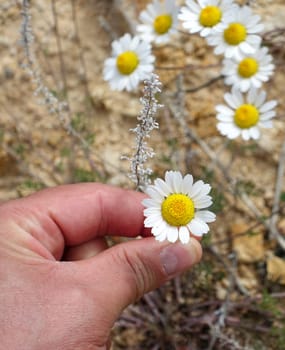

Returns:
167,225,179,243
172,171,183,193
259,120,273,128
144,214,163,227
195,210,216,223
249,127,260,140
144,207,161,216
166,171,181,192
145,186,164,201
194,183,212,200
185,1,200,13
224,92,239,109
165,170,175,188
179,226,190,244
260,111,276,120
156,231,167,242
227,126,241,139
217,122,241,139
217,113,234,122
216,104,234,117
154,178,171,197
255,90,267,107
142,198,160,208
152,220,167,236
240,79,250,92
247,87,257,104
260,100,278,113
194,196,213,209
239,41,255,55
188,218,210,236
181,174,194,194
187,180,204,198
241,129,250,141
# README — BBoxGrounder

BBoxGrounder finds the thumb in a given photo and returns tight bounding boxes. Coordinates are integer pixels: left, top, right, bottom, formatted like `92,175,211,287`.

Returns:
80,237,202,328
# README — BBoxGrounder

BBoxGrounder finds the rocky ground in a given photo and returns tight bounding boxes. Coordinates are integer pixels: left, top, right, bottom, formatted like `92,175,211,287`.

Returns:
1,0,285,349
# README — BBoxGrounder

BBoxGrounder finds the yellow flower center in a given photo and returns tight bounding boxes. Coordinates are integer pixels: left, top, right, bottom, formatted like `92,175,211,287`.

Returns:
161,194,195,227
224,23,247,45
153,14,172,34
238,57,259,78
116,51,139,75
199,6,222,27
234,104,259,129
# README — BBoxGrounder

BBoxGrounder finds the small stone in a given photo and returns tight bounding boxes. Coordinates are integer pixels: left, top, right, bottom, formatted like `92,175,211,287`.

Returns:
3,67,14,79
231,222,265,263
267,254,285,285
277,218,285,235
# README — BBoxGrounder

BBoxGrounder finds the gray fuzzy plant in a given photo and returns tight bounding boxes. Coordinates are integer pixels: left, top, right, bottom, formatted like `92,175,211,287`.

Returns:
123,73,163,191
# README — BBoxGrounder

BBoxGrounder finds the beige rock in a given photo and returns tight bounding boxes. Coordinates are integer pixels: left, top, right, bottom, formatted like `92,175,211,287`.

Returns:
238,265,259,291
46,130,63,147
0,149,18,176
103,91,141,118
215,280,229,300
277,218,285,236
267,254,285,285
231,222,265,263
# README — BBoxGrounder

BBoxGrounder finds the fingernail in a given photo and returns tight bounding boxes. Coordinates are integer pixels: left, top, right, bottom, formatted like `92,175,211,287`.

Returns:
160,242,200,277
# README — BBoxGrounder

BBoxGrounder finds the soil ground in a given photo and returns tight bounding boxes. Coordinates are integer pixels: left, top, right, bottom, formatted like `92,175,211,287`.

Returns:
1,0,285,349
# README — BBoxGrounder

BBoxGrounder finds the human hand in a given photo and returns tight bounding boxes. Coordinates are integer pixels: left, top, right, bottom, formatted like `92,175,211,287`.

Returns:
0,183,202,350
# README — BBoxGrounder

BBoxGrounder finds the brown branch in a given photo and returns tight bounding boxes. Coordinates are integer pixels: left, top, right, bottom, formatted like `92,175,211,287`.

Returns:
184,75,224,93
155,63,221,71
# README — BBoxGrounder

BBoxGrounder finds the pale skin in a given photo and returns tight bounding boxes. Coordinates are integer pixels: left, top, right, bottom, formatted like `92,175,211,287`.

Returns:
0,183,202,350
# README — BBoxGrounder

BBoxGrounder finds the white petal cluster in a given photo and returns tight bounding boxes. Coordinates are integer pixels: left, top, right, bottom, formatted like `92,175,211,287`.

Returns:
222,46,275,92
179,0,236,37
216,87,277,140
207,6,263,59
103,34,155,92
204,3,276,140
137,0,179,44
142,171,216,244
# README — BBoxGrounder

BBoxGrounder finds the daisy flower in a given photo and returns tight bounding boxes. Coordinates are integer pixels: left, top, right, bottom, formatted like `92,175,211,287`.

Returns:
222,46,275,92
179,0,236,37
142,171,216,244
216,87,278,140
136,0,180,45
207,6,264,59
103,33,155,91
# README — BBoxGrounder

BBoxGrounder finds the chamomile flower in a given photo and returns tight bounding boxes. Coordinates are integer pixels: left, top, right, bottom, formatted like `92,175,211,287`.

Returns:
216,87,277,140
142,171,216,244
136,0,179,45
207,6,264,59
103,34,155,91
222,46,275,92
179,0,236,37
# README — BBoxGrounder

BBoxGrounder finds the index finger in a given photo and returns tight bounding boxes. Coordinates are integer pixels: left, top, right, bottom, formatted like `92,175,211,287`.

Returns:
0,183,150,258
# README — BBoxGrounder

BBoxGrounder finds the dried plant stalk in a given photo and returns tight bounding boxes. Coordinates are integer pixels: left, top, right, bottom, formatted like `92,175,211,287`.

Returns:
123,73,162,190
